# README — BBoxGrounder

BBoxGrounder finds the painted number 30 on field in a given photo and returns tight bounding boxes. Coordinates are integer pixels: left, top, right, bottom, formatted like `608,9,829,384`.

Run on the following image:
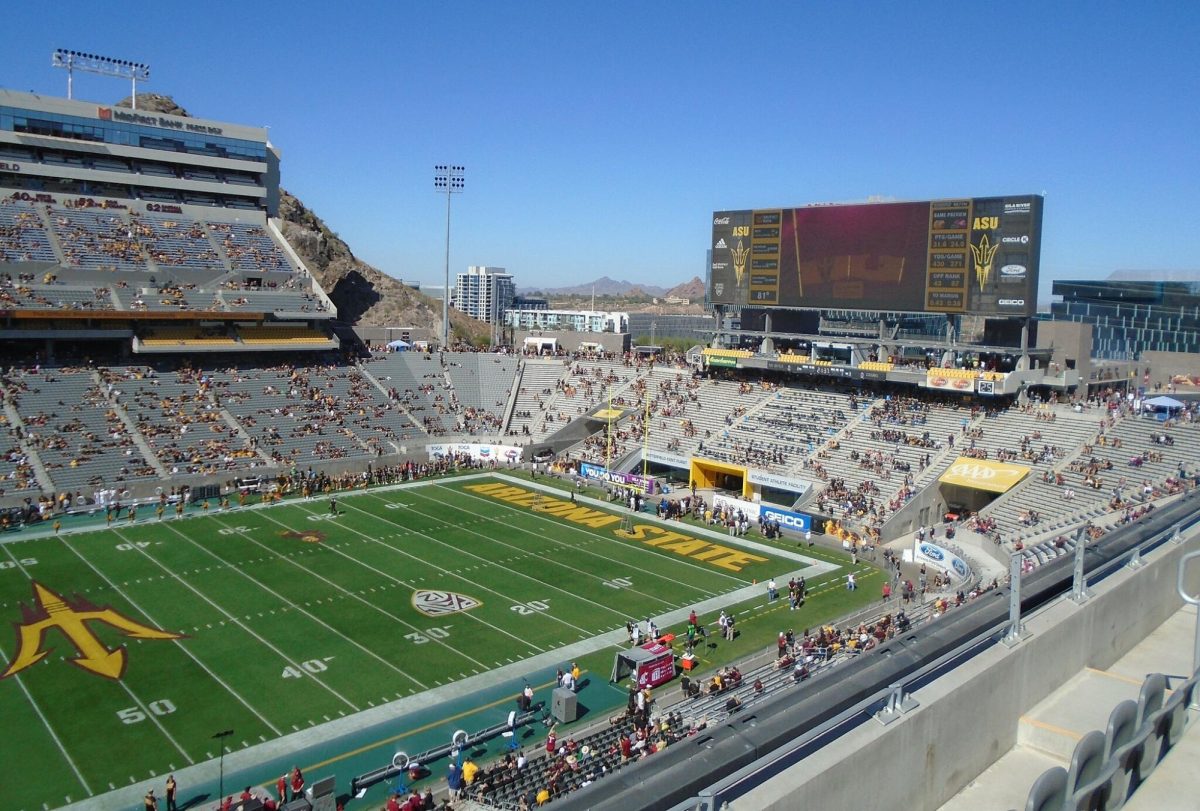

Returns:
405,626,451,645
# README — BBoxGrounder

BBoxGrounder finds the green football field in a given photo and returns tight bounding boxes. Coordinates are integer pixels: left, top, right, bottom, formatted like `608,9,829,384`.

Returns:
0,473,845,810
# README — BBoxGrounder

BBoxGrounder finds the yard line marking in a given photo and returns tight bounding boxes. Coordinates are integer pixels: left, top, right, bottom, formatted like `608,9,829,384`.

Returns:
426,484,745,594
406,485,724,606
4,544,199,774
161,520,427,691
255,507,544,659
61,530,286,738
208,516,487,678
119,525,360,713
0,632,93,797
13,546,194,764
337,497,631,636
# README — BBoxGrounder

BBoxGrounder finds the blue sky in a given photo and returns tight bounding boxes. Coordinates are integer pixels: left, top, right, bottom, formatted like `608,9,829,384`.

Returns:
4,1,1198,300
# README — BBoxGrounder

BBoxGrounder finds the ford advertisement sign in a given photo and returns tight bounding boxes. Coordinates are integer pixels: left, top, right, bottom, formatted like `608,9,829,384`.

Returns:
918,543,944,561
914,541,972,583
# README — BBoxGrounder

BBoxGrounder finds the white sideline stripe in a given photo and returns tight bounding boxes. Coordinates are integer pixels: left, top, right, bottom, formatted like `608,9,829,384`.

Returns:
400,486,709,606
334,497,625,643
493,472,838,574
100,529,284,736
424,483,758,596
206,513,430,688
0,550,93,797
439,480,823,588
134,523,359,713
280,501,538,662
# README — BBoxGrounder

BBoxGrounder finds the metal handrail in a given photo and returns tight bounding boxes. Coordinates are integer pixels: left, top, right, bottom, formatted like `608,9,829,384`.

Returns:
1177,550,1200,682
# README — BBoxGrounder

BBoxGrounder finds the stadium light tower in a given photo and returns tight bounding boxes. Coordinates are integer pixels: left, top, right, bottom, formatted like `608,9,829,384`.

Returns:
51,49,151,108
434,165,465,350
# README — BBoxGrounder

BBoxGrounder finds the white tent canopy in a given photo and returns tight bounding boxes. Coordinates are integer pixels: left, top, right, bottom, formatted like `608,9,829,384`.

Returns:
523,336,557,353
1144,395,1184,409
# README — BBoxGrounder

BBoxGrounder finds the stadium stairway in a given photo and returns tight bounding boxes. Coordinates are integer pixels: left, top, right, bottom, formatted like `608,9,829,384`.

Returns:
505,359,568,439
356,360,431,438
31,203,68,263
0,395,55,493
94,369,170,479
938,601,1199,811
218,405,278,467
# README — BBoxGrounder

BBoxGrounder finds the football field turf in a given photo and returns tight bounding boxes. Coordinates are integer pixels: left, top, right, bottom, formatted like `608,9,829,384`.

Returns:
0,473,842,810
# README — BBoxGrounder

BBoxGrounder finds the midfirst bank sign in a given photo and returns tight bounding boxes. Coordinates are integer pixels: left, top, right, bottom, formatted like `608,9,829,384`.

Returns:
98,106,225,136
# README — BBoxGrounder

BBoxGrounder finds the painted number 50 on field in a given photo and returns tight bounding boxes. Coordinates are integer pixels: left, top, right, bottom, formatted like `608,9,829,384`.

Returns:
116,698,176,724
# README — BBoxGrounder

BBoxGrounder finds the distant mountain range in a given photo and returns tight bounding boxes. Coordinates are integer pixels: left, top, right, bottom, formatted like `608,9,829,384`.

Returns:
522,275,703,299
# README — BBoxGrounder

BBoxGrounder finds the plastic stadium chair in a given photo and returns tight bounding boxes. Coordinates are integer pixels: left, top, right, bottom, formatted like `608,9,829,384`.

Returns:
1025,765,1068,811
1135,674,1168,782
1068,757,1116,811
1170,674,1197,723
1159,687,1187,751
1064,730,1108,807
1103,700,1140,811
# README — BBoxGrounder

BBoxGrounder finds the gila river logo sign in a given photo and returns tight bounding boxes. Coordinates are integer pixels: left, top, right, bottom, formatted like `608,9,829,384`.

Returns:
411,590,481,617
1,582,184,681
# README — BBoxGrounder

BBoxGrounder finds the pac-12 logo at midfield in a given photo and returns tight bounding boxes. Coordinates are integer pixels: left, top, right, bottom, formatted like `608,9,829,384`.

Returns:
1,582,184,681
411,590,482,617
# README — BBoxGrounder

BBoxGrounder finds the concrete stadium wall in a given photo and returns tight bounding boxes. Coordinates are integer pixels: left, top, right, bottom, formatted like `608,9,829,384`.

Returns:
880,482,947,540
731,527,1200,811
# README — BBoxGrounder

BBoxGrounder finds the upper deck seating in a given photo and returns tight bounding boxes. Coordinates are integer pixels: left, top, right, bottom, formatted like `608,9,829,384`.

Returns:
209,222,291,272
0,200,56,263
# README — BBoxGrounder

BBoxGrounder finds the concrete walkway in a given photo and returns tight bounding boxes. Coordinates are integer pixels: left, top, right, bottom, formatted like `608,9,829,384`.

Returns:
938,602,1199,811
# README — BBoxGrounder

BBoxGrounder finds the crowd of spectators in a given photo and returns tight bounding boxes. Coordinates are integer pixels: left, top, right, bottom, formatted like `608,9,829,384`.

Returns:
55,210,146,268
0,200,52,262
2,364,158,488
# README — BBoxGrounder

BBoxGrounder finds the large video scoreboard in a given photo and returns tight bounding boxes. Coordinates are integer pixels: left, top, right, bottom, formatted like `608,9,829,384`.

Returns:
709,195,1043,316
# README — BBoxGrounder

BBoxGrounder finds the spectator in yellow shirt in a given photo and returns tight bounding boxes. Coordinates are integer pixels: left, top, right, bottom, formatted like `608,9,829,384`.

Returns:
462,759,479,785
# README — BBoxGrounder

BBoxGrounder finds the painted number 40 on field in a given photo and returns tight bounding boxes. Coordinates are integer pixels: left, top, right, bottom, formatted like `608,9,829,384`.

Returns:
282,657,335,678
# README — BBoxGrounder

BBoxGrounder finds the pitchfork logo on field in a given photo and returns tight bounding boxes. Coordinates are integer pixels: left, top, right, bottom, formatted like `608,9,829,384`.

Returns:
2,582,184,681
279,529,327,544
411,590,481,617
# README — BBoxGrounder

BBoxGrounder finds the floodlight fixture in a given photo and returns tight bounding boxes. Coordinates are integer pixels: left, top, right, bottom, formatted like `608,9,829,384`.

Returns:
434,164,465,349
52,49,151,108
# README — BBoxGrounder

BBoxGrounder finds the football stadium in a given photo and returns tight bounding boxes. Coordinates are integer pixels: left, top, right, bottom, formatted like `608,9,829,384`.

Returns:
1,66,1199,811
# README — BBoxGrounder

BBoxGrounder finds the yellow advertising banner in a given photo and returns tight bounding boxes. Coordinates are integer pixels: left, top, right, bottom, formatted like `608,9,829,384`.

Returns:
938,457,1030,493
